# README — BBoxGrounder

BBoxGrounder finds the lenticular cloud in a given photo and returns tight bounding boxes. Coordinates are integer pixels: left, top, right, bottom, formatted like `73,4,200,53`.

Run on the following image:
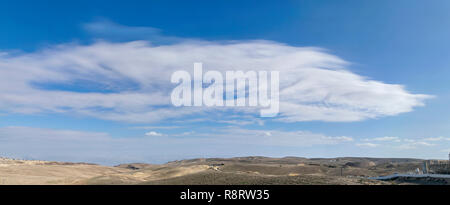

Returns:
0,36,431,123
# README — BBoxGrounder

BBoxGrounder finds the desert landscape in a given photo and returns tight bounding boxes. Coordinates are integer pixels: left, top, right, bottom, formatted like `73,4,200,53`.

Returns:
0,156,442,185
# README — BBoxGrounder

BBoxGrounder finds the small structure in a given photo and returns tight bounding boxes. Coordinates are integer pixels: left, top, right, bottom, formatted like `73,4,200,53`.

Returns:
422,153,450,174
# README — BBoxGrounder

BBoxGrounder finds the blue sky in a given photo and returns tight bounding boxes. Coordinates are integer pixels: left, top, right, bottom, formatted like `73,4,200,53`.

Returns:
0,0,450,165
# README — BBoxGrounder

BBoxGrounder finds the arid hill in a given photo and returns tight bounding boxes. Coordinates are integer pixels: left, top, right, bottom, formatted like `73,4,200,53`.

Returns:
0,156,426,185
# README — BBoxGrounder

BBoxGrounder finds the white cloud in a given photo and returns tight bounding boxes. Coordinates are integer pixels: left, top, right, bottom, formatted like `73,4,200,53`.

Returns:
359,136,444,150
423,136,450,141
145,131,164,136
364,136,400,142
0,21,431,123
374,136,399,141
356,143,379,148
397,141,436,150
404,139,416,143
416,141,435,146
131,125,184,129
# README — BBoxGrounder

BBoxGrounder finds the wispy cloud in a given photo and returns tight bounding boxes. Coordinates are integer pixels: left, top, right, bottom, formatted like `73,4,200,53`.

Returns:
0,20,432,124
358,136,446,150
356,143,379,148
131,125,184,130
145,131,164,136
397,141,436,150
423,136,450,141
364,136,401,142
83,19,188,44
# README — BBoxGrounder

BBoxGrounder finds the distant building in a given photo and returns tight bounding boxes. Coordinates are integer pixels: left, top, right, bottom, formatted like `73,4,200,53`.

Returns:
422,154,450,174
